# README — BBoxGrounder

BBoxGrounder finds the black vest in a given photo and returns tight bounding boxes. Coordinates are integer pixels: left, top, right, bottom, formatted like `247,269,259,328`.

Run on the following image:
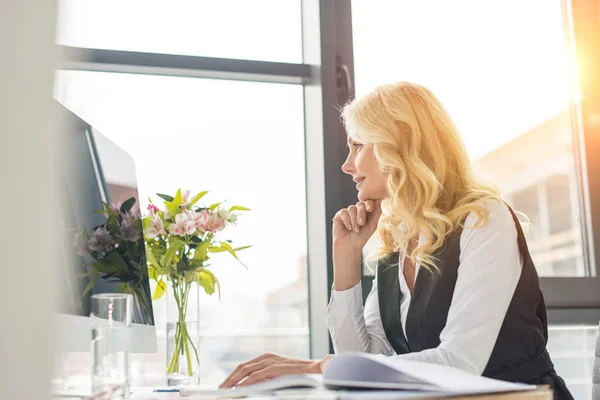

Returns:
377,208,573,400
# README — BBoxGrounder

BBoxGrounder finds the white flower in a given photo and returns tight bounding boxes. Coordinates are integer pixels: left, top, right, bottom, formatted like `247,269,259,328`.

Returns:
180,190,191,207
73,232,89,256
163,209,171,220
217,208,237,224
167,213,196,237
144,215,166,239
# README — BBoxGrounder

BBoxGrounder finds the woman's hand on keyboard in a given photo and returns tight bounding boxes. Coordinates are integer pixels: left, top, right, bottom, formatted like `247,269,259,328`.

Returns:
218,352,327,389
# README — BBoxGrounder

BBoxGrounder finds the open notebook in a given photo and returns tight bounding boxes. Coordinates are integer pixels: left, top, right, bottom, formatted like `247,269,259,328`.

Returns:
179,352,536,397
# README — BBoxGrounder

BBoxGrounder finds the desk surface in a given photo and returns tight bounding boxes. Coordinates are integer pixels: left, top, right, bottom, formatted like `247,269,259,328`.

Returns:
129,386,553,400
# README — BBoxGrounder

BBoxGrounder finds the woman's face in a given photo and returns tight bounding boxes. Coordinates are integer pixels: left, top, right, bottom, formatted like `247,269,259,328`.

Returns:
341,137,388,202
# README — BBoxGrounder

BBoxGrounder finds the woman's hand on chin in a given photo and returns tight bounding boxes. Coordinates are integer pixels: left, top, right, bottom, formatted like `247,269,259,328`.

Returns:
218,352,329,389
332,199,382,250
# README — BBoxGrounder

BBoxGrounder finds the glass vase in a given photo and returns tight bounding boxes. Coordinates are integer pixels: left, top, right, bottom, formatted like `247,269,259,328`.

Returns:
165,276,200,386
126,280,154,326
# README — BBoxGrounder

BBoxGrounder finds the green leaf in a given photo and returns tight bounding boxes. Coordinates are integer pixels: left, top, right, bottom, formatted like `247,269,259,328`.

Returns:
157,193,174,202
194,240,211,260
219,241,248,269
147,265,157,280
146,246,160,269
209,202,222,212
102,203,114,217
152,279,166,300
189,236,202,243
189,191,209,206
233,245,252,252
105,252,129,274
131,260,144,272
208,246,227,254
189,259,205,267
82,271,99,297
176,260,189,275
203,269,221,300
116,283,127,293
162,239,185,267
120,197,136,213
229,205,250,212
75,271,92,279
173,189,182,208
164,201,179,218
89,261,117,275
196,270,215,295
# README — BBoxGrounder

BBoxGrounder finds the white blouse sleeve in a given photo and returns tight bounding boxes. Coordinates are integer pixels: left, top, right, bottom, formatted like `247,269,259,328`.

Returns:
325,278,394,355
391,200,523,375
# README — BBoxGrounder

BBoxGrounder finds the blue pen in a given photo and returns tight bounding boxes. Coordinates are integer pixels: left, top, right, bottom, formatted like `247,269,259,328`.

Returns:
153,387,181,392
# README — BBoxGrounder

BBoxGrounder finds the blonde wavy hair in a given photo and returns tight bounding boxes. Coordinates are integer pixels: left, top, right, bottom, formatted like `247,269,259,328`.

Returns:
342,82,507,272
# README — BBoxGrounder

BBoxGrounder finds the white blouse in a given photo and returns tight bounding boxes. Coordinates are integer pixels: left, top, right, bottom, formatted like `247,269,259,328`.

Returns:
325,200,523,375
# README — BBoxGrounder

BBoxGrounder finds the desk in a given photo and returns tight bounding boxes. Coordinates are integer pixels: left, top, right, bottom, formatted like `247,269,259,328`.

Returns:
129,386,553,400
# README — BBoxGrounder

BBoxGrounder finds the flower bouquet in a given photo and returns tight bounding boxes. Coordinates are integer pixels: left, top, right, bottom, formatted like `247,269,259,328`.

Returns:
73,197,154,325
143,189,250,385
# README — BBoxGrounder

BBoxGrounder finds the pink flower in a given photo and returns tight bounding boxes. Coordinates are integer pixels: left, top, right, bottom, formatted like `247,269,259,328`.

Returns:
88,226,113,252
144,214,166,239
147,204,160,215
120,218,141,242
110,201,123,213
194,210,226,233
127,204,141,220
167,213,197,237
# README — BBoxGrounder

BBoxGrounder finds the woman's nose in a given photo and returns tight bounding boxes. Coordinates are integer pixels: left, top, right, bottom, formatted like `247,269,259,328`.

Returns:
341,156,354,175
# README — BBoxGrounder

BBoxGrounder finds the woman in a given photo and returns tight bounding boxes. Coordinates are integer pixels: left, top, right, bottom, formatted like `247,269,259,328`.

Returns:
219,82,573,399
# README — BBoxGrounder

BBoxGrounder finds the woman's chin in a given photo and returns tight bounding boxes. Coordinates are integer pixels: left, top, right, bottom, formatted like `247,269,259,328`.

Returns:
358,191,372,203
358,190,386,203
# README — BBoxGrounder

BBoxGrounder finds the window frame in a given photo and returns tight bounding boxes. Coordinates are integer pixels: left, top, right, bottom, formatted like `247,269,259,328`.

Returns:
58,0,600,359
57,0,358,359
536,0,600,317
353,0,600,324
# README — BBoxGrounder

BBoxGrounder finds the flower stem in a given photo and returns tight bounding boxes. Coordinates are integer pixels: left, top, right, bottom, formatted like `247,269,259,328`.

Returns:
166,277,198,379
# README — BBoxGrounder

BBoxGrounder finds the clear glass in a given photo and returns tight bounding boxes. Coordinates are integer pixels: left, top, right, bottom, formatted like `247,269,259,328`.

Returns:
53,71,309,386
165,280,200,386
55,0,303,63
90,293,133,399
352,0,586,277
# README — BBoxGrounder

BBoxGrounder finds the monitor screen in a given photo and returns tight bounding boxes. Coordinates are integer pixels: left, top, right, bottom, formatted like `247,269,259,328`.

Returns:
57,102,155,331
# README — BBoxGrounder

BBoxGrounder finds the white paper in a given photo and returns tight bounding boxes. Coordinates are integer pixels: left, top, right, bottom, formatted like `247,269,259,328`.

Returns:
323,353,536,393
179,374,323,398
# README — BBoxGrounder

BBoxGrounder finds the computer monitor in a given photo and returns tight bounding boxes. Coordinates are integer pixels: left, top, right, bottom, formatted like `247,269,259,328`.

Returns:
54,101,157,353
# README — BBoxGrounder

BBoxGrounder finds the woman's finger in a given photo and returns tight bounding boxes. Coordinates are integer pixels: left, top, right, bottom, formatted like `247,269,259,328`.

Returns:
238,364,295,387
333,209,352,232
356,202,367,226
347,205,359,233
364,200,374,212
219,353,275,388
366,199,383,230
222,359,271,388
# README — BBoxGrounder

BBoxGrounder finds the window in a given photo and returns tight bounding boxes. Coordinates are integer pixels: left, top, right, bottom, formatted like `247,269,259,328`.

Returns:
351,0,588,278
55,0,303,63
352,1,600,392
54,70,309,385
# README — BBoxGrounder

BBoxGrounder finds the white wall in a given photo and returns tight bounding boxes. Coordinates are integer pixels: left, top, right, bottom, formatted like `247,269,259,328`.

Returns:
0,1,59,399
